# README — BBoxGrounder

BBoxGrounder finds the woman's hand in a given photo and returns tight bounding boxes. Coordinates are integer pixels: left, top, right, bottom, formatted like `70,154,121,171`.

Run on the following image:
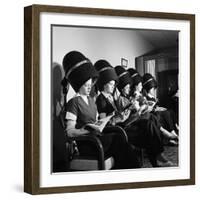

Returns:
79,128,90,135
138,104,148,115
67,128,90,137
66,120,90,137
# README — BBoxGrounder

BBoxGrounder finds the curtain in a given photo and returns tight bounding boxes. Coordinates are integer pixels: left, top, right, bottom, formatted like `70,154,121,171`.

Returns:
144,59,157,98
144,59,156,77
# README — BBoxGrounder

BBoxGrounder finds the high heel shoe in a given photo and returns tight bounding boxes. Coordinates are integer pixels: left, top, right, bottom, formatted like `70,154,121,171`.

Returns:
170,130,178,139
168,139,178,146
161,127,178,140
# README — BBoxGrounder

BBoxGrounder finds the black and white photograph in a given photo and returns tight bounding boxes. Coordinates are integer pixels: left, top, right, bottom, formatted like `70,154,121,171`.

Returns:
52,25,179,173
24,5,195,194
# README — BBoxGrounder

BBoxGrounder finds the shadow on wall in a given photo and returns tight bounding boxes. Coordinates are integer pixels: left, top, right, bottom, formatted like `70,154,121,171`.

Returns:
52,62,68,172
52,62,63,118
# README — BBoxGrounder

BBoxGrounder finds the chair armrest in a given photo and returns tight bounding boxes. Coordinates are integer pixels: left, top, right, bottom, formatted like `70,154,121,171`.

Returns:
68,134,105,170
103,125,128,142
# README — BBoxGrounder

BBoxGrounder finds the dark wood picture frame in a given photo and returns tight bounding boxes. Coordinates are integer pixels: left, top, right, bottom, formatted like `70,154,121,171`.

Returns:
24,4,195,194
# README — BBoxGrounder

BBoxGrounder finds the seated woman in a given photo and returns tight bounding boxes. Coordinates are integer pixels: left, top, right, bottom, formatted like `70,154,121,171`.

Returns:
142,73,178,144
95,62,173,167
63,51,140,170
118,66,178,166
94,60,130,125
128,69,178,141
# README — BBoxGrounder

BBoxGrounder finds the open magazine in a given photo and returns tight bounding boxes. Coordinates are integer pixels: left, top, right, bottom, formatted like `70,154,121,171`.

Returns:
146,100,168,112
84,114,114,132
140,100,157,114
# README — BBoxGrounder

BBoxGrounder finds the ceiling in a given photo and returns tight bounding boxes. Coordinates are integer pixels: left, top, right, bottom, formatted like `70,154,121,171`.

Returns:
138,30,179,49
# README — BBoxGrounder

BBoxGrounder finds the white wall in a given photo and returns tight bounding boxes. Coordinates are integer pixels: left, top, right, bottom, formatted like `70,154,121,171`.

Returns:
53,26,154,69
53,26,154,99
0,0,199,200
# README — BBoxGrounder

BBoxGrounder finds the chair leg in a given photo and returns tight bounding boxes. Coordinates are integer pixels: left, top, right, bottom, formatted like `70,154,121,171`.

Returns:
140,148,145,167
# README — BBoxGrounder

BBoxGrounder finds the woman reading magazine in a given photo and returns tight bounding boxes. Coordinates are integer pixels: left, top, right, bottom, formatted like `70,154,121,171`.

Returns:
142,73,178,145
95,62,174,167
63,51,140,169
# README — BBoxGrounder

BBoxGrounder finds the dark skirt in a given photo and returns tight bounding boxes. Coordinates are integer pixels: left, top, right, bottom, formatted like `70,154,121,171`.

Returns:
153,109,176,132
77,126,141,169
124,113,164,157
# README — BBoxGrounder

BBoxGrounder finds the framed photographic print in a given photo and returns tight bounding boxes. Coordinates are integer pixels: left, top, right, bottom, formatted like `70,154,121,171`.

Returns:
24,4,195,194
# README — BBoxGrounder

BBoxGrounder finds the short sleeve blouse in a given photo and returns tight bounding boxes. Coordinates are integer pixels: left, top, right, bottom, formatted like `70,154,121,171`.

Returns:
66,96,97,129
